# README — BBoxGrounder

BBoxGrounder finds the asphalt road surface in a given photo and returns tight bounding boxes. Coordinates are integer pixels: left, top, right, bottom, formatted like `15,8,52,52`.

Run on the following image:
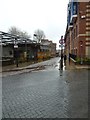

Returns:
2,57,88,118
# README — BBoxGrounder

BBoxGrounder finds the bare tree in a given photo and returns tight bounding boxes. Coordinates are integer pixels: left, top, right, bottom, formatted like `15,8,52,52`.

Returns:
34,29,45,43
8,26,31,39
8,26,20,36
19,31,31,39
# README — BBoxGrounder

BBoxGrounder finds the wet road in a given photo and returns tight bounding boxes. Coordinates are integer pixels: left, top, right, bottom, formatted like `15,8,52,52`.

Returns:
2,58,88,118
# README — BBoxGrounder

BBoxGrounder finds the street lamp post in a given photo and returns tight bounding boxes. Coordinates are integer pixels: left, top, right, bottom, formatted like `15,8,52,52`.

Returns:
33,34,37,43
14,38,18,67
59,36,64,70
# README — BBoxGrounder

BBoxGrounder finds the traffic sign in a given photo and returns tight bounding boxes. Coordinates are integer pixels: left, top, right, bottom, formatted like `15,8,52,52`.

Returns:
59,35,65,44
59,40,64,44
59,44,65,47
14,44,18,48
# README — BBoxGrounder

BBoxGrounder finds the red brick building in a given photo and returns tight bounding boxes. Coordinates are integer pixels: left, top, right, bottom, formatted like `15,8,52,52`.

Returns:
64,1,90,59
41,39,56,57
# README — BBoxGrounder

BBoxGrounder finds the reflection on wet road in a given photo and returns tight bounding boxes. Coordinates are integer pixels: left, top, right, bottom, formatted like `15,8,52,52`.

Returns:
2,58,88,118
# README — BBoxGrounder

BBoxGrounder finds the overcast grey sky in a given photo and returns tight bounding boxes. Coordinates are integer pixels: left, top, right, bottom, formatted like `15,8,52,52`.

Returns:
0,0,69,49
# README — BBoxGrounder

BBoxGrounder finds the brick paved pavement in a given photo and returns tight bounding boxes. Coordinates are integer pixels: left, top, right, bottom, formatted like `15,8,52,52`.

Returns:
2,67,88,118
1,57,89,118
